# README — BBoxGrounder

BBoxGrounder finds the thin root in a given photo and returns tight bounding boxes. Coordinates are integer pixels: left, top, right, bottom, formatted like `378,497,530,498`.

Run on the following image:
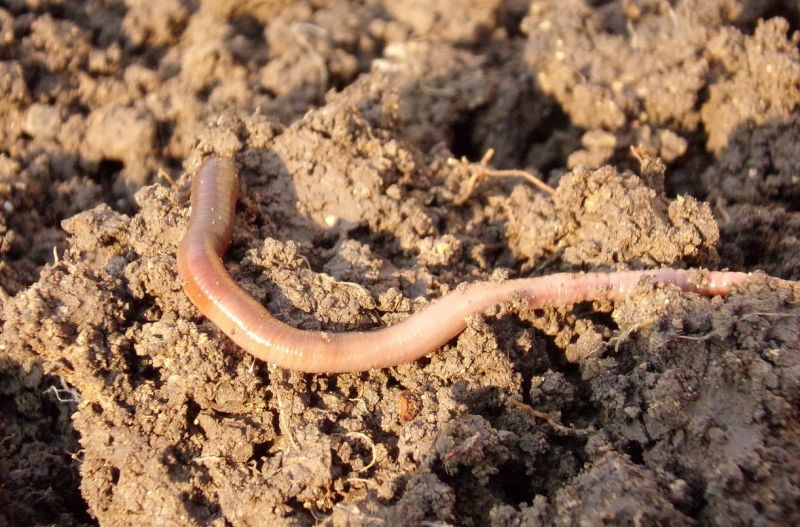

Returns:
443,432,481,461
193,455,223,464
43,378,80,404
579,319,652,361
741,311,800,320
347,477,372,487
344,431,377,473
677,329,722,342
452,148,555,205
508,399,590,436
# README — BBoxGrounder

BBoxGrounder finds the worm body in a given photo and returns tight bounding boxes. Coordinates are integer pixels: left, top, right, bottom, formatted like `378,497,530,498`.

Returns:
177,156,749,373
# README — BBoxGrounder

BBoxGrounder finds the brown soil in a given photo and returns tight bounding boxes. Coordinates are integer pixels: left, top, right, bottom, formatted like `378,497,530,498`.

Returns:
1,1,799,526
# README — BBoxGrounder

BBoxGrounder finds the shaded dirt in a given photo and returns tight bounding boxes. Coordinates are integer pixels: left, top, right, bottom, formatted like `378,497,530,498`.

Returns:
1,1,799,526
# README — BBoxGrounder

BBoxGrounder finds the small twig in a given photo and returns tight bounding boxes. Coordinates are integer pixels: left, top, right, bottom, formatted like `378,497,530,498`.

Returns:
452,148,555,205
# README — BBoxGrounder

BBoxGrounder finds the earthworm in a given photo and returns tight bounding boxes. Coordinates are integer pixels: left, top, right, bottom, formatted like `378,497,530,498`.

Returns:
177,156,749,373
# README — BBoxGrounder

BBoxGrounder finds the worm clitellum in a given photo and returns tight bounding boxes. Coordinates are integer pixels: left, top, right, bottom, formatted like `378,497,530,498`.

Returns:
176,156,749,373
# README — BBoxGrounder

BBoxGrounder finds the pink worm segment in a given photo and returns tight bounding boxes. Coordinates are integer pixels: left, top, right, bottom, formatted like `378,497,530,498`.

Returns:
177,156,749,373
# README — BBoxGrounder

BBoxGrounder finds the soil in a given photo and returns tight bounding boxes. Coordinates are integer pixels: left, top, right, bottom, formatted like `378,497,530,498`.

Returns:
1,1,799,526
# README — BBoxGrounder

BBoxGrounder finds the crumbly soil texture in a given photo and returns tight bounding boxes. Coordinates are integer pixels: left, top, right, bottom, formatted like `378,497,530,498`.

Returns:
1,1,799,526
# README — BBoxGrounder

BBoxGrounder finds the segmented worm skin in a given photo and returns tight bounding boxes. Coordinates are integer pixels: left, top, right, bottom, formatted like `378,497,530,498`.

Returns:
176,156,749,373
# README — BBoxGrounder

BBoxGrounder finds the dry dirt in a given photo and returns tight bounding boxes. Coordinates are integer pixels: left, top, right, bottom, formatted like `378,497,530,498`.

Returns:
1,1,799,526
